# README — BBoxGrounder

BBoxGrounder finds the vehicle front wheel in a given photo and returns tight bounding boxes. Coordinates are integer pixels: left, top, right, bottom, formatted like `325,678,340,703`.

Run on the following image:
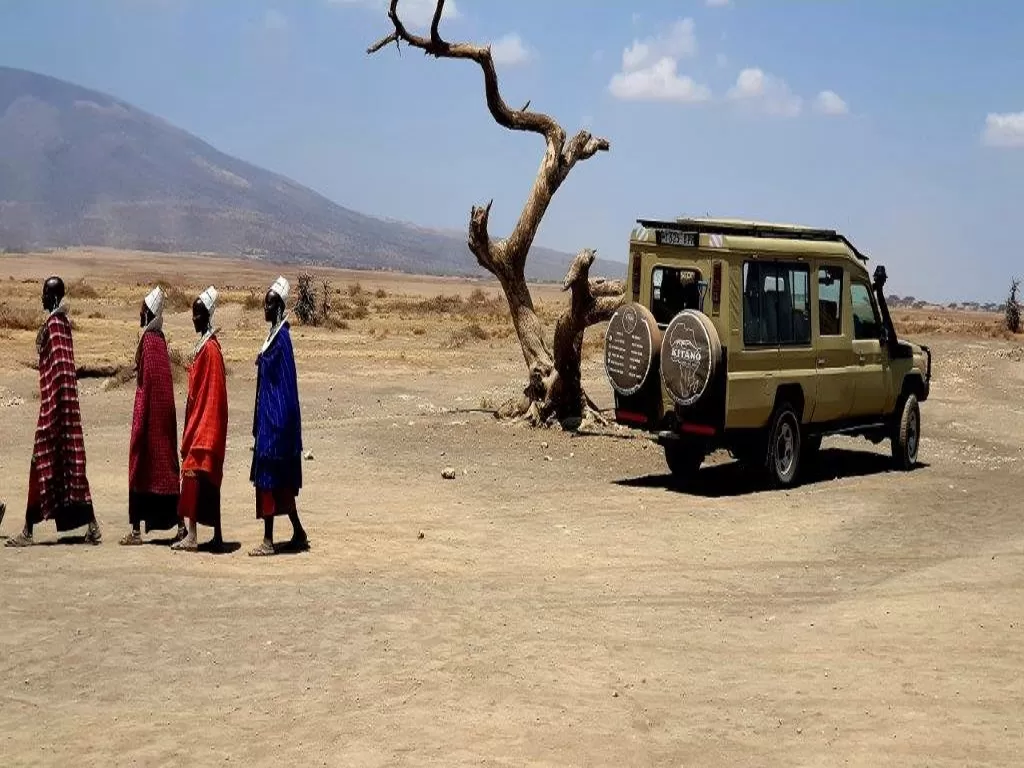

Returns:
891,393,921,470
664,443,704,486
765,403,802,488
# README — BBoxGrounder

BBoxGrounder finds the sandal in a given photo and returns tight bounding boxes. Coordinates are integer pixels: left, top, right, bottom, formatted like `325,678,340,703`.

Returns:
119,530,143,546
5,531,33,548
171,537,198,552
84,522,102,545
248,541,276,557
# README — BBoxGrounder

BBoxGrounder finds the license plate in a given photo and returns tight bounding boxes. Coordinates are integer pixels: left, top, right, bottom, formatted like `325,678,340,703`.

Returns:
657,230,698,247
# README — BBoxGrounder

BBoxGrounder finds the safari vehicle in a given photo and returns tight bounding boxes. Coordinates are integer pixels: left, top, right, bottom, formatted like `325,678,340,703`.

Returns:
603,217,932,488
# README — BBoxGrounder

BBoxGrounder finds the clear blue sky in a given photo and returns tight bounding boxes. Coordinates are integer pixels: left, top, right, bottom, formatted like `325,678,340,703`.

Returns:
1,0,1022,302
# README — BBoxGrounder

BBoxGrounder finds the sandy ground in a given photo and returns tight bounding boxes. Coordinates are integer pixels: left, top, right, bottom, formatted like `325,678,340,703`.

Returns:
1,251,1023,767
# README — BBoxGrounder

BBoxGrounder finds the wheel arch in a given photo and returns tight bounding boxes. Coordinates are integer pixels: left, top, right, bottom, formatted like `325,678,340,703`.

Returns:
772,383,806,423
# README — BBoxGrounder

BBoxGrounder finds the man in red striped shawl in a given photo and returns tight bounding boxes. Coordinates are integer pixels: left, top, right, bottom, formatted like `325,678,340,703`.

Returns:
171,286,229,553
120,286,186,545
7,276,101,547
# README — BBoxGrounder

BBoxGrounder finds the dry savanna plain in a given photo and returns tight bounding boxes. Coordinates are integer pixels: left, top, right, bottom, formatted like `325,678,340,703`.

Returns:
1,249,1022,767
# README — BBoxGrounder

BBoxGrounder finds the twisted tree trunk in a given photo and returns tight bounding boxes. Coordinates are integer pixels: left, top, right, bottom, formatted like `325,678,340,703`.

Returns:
368,1,621,428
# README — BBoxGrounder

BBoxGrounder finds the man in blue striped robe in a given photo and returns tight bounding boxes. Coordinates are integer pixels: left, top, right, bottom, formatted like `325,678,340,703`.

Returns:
248,276,308,556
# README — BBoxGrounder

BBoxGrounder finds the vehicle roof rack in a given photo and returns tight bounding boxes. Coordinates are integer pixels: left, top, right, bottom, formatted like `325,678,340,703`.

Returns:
636,217,869,263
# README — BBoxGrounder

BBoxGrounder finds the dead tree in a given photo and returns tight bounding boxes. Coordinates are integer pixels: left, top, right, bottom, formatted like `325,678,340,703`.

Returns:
367,0,623,427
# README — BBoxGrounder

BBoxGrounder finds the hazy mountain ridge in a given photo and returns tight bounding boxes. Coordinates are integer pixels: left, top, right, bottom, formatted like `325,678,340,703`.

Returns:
0,66,624,282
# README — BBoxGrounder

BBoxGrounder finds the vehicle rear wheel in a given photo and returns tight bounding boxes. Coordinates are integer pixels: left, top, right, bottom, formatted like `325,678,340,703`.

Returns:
765,403,802,488
664,442,704,485
891,393,920,470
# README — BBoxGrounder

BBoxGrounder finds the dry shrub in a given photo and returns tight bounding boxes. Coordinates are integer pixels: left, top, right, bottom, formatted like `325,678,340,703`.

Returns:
347,282,363,297
88,310,105,320
163,285,194,313
67,279,100,300
412,326,426,336
324,316,350,331
243,289,263,311
0,303,41,331
444,322,490,349
375,288,387,299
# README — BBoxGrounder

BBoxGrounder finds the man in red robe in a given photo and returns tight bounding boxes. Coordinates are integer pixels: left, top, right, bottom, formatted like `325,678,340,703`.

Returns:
121,286,186,545
7,276,101,547
172,286,229,553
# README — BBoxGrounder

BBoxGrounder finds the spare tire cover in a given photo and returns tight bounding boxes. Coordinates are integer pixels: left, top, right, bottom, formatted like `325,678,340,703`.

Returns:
659,309,722,407
604,302,661,396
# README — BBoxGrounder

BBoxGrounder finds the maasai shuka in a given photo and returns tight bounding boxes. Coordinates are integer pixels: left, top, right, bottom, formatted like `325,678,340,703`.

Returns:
181,334,229,487
31,304,92,519
129,330,180,496
250,321,302,491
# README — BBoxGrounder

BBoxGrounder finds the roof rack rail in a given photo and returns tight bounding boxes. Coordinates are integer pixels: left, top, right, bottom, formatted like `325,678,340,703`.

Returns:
636,217,869,262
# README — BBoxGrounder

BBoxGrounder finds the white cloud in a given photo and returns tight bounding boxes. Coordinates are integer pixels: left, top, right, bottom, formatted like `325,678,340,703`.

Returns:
609,57,711,103
327,0,459,28
727,67,802,117
620,18,697,72
608,19,707,104
263,9,288,31
490,33,532,67
814,89,848,116
706,0,731,6
981,112,1024,148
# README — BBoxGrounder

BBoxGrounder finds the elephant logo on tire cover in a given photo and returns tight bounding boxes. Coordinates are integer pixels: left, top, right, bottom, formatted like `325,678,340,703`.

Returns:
669,327,703,398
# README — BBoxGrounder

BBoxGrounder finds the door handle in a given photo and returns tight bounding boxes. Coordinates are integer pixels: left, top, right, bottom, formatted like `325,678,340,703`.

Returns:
858,354,866,365
816,357,826,367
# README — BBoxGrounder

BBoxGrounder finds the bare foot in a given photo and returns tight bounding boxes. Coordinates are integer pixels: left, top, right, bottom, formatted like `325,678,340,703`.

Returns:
285,534,310,552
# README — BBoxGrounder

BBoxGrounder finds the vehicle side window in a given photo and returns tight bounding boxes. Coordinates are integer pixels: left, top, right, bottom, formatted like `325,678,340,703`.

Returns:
817,266,843,336
742,261,811,347
850,282,881,340
651,266,701,325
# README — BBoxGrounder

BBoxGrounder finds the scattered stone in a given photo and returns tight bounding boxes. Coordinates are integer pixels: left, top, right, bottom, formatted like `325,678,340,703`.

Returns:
417,531,425,540
541,441,549,449
441,467,456,480
544,455,553,462
303,451,315,461
612,690,619,698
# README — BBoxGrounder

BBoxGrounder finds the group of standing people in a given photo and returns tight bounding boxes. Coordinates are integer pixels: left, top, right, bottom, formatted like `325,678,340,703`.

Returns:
4,274,308,557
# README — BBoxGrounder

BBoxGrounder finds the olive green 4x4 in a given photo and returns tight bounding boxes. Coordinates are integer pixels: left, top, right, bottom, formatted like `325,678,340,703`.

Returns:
603,217,932,488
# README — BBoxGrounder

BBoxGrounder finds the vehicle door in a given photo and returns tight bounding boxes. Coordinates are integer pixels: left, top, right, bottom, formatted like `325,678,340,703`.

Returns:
809,264,856,423
849,278,890,419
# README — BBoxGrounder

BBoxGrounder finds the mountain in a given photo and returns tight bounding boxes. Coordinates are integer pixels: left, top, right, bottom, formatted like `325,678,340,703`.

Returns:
0,66,623,282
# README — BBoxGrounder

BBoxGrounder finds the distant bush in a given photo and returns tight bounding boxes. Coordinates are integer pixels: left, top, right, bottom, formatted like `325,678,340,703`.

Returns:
0,303,40,331
67,279,100,300
1006,278,1021,334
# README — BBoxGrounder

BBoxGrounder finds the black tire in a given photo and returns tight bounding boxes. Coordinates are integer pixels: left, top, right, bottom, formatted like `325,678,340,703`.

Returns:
891,394,920,470
764,402,802,488
664,442,704,485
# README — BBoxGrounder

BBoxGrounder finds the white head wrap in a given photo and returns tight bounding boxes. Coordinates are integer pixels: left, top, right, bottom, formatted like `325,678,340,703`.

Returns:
144,286,164,317
198,286,219,315
270,276,290,304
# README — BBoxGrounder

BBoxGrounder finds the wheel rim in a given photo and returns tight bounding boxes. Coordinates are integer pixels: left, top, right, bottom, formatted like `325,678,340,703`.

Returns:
907,408,919,461
775,417,797,479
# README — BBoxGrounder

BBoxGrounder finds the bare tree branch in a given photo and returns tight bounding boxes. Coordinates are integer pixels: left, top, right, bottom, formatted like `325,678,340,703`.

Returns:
367,0,610,275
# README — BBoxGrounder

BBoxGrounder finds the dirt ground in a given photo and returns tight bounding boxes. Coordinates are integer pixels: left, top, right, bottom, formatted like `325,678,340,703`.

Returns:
1,250,1022,767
